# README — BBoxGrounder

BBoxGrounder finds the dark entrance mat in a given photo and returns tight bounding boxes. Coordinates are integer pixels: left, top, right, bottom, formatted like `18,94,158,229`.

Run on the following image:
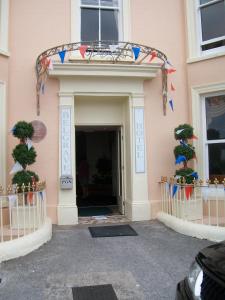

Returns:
78,206,112,217
88,224,138,238
72,284,118,300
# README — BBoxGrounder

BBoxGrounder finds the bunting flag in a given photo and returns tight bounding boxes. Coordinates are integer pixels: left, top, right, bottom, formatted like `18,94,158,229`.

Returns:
149,50,157,62
180,140,195,151
191,135,198,140
190,172,198,179
41,57,49,68
8,194,18,208
169,99,174,111
26,138,33,150
165,62,176,74
79,45,88,59
172,184,178,198
47,58,54,70
109,44,118,52
10,162,23,174
58,50,66,63
27,192,33,205
132,47,141,60
171,83,176,91
176,129,184,135
185,186,193,200
175,155,186,165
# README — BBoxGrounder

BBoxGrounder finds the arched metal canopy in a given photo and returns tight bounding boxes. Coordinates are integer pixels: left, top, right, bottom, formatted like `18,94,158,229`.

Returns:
36,41,170,115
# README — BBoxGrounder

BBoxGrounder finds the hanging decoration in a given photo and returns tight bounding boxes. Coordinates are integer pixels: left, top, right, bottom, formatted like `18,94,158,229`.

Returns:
79,45,88,59
172,184,179,198
10,162,23,174
58,50,66,63
185,186,193,200
36,41,173,116
171,83,176,91
132,47,141,60
175,155,186,165
169,99,174,111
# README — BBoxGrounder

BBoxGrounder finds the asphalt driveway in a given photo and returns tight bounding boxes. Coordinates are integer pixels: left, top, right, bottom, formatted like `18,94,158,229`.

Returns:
0,221,212,300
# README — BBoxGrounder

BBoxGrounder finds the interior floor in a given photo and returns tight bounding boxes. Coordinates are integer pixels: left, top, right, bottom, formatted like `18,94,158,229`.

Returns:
76,126,123,217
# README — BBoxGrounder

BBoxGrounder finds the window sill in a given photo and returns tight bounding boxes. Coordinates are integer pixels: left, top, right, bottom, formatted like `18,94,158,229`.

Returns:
0,49,10,57
187,51,225,64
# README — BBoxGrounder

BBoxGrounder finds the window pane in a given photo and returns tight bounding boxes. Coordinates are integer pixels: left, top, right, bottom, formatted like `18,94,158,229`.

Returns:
100,0,119,7
208,143,225,181
81,0,99,5
206,95,225,140
81,8,99,41
201,1,225,41
101,9,118,41
200,0,216,5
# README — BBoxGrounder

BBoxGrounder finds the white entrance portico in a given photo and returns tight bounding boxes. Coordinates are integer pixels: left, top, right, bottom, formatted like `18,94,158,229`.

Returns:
49,63,160,225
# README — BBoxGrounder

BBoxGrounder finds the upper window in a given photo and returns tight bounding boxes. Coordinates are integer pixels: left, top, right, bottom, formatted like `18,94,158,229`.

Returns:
198,0,225,52
80,0,120,42
203,94,225,182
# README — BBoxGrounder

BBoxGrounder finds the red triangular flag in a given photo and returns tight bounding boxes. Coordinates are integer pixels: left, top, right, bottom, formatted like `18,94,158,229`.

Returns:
149,51,157,62
79,45,88,59
191,135,198,140
171,83,176,91
27,192,33,205
185,186,193,200
166,68,176,74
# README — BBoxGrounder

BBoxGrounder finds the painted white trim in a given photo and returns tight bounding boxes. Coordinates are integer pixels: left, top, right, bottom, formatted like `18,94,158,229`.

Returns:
157,212,225,242
0,218,52,263
191,82,225,180
0,0,9,53
71,0,131,42
185,0,225,60
49,63,160,78
0,81,7,189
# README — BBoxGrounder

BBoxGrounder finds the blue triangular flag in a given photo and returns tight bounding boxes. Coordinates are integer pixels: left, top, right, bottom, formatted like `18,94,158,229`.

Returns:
58,50,66,63
132,47,141,60
190,172,198,179
175,155,186,165
169,99,174,111
172,185,178,198
41,82,45,94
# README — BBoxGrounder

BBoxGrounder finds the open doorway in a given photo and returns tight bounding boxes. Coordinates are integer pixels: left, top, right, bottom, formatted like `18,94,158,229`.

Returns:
76,126,124,217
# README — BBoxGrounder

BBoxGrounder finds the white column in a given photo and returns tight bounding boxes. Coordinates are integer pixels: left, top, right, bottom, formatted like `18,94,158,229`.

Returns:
58,94,78,225
126,93,150,221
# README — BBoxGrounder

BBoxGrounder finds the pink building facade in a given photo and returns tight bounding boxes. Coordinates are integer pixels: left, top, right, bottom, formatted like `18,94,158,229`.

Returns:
0,0,225,225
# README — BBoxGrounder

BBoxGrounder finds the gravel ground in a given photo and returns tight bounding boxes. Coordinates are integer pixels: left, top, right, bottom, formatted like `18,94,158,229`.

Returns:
0,220,213,300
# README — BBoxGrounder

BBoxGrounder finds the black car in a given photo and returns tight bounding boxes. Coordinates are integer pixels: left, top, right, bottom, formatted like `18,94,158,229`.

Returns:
176,242,225,300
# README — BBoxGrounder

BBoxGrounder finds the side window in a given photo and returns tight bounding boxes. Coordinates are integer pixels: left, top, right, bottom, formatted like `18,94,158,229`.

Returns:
204,94,225,182
80,0,120,42
198,0,225,53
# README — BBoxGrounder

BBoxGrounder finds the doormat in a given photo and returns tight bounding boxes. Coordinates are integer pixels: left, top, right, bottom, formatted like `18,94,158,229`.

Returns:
72,284,118,300
78,207,112,217
88,224,138,238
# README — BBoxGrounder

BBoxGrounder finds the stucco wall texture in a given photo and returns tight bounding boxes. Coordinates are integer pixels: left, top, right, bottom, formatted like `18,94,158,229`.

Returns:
3,0,225,222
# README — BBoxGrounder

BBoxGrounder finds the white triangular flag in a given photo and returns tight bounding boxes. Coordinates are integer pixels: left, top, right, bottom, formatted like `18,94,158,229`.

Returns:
10,162,23,174
176,129,184,135
26,138,33,150
48,58,54,70
109,45,118,52
8,194,18,208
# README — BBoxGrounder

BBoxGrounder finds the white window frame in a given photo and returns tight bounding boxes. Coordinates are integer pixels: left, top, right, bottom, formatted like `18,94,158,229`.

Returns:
0,81,7,188
71,0,131,43
0,0,9,56
201,91,225,180
80,0,122,41
192,82,225,181
197,0,225,55
185,0,225,62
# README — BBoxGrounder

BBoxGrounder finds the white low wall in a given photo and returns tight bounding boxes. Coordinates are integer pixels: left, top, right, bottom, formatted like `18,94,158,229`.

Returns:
0,218,52,263
157,212,225,242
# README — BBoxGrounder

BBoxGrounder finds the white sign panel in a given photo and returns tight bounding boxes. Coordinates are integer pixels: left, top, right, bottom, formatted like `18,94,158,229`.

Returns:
134,108,145,173
61,107,72,175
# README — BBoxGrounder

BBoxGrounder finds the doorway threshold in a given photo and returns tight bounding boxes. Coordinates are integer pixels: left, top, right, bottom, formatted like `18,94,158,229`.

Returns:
78,214,129,225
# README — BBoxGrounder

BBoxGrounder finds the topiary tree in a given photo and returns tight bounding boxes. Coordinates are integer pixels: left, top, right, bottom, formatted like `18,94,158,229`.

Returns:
174,124,198,184
11,121,39,190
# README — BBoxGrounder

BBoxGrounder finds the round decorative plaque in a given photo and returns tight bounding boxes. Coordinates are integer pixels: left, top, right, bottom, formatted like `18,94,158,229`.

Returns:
31,120,47,143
